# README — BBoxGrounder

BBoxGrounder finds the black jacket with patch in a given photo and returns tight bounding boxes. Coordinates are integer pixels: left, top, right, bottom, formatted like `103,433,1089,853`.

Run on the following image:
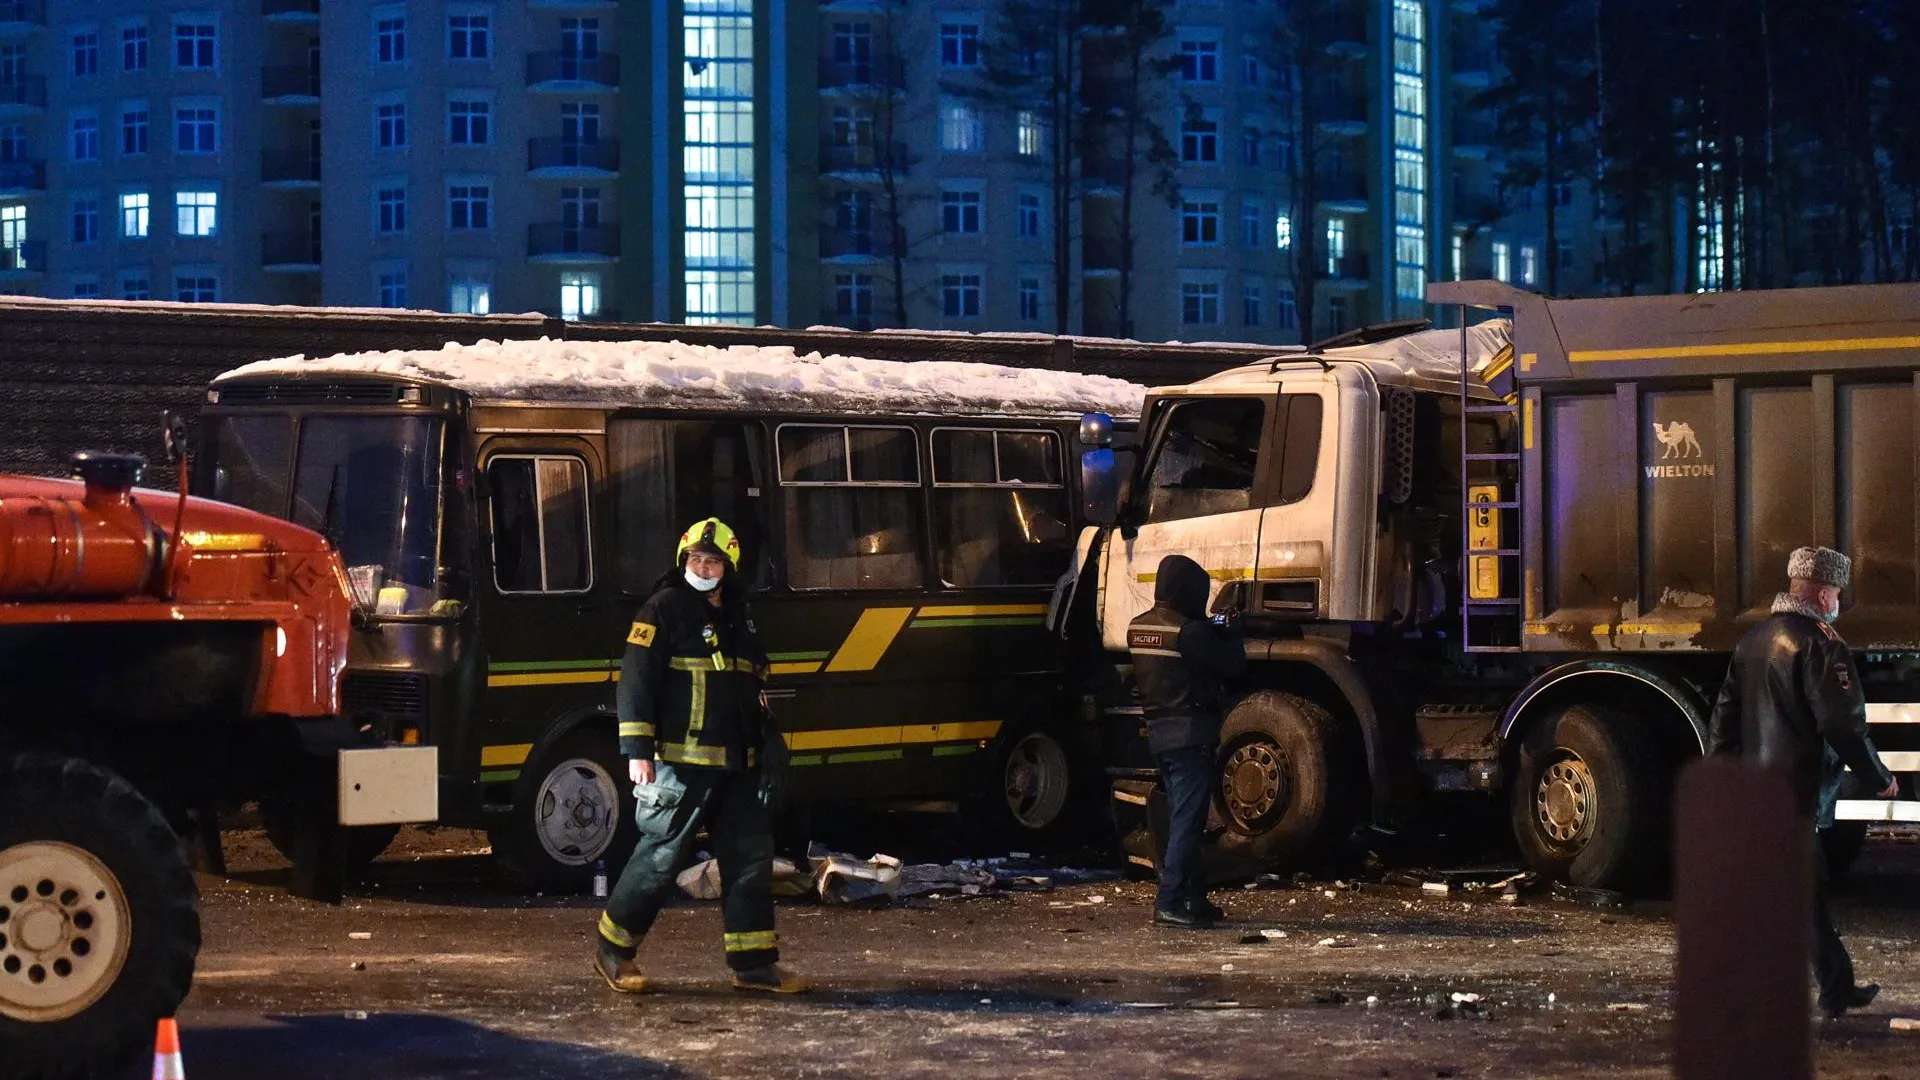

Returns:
1127,555,1246,753
1708,597,1893,827
617,582,770,771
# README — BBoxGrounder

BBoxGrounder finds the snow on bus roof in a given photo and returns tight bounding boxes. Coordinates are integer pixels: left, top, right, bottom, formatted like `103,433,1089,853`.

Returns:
216,335,1151,419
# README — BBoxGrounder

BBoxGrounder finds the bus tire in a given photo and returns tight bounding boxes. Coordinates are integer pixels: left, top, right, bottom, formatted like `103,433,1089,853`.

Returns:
1510,703,1671,891
1824,821,1869,882
259,800,399,880
0,753,200,1080
977,723,1081,851
1211,691,1360,872
488,729,637,895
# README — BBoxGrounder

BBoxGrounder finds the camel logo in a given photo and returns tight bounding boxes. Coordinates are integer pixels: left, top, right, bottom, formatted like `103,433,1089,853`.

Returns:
1646,420,1714,479
1652,421,1702,459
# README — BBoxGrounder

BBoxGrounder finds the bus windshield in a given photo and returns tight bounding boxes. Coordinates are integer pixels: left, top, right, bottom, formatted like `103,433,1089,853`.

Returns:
291,415,446,615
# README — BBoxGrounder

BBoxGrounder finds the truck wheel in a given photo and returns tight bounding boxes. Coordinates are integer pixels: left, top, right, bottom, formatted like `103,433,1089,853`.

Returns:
1510,704,1672,891
488,729,637,894
977,724,1080,850
259,801,400,876
1211,692,1360,871
0,754,199,1080
1823,821,1869,882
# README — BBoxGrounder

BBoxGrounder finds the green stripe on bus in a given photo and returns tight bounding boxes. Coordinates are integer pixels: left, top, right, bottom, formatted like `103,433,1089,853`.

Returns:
766,651,833,662
479,769,522,783
907,617,1046,629
930,744,983,758
827,749,906,764
487,659,616,673
788,754,825,767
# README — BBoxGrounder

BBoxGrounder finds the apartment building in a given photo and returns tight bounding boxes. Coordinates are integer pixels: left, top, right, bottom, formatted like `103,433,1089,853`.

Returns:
0,0,820,324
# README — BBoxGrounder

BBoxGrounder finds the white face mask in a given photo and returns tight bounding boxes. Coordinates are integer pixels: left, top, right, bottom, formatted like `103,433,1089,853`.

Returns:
685,568,722,593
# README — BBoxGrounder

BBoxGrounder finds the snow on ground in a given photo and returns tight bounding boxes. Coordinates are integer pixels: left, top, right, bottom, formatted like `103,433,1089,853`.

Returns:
218,336,1151,418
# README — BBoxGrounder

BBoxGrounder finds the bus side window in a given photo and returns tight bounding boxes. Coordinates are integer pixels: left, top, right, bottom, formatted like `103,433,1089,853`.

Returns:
487,455,592,594
609,418,774,593
778,424,925,591
930,428,1071,588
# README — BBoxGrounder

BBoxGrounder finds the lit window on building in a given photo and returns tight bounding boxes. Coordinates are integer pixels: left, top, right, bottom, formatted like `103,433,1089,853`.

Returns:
1390,0,1428,310
561,270,602,320
683,0,755,325
174,190,217,237
1492,239,1510,282
450,274,491,314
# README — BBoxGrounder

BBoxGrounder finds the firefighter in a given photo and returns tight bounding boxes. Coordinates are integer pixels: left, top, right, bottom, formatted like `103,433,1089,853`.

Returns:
1708,545,1899,1019
593,517,813,995
1128,553,1245,929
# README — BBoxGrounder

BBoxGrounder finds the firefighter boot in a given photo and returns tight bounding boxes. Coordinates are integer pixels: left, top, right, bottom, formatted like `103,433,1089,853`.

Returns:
593,940,650,994
731,963,816,994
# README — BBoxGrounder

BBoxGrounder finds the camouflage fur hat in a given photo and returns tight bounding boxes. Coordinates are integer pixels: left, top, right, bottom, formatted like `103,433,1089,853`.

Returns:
1788,546,1850,590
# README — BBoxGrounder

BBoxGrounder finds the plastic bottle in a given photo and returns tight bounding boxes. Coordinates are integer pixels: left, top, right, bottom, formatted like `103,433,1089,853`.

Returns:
592,859,609,899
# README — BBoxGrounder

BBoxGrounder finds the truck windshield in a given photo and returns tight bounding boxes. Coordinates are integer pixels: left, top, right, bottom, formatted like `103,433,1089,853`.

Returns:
290,416,446,616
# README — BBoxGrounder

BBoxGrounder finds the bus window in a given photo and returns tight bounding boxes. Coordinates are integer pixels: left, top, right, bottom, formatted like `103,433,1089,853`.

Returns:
487,455,592,594
778,424,924,590
931,428,1071,588
609,419,770,593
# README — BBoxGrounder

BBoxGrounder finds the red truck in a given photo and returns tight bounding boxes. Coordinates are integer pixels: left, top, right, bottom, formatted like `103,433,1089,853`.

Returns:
0,425,436,1079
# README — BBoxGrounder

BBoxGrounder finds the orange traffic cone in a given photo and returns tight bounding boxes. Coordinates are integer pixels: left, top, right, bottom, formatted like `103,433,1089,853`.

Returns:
152,1017,185,1080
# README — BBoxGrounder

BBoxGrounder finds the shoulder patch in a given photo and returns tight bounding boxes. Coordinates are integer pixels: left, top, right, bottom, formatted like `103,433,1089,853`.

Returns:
627,621,657,647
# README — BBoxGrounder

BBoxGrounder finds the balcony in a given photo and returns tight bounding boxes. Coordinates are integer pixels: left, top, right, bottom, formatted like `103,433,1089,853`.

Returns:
0,0,46,32
819,141,908,177
261,0,319,22
260,149,321,188
1081,153,1128,196
261,66,320,104
528,138,619,177
0,240,45,276
0,75,46,115
0,160,44,195
528,222,620,263
1313,168,1369,212
261,231,321,272
1314,91,1368,137
818,58,905,93
819,229,888,260
1452,114,1495,158
1314,7,1369,55
526,52,620,91
1324,252,1370,283
1082,235,1124,276
1452,38,1492,86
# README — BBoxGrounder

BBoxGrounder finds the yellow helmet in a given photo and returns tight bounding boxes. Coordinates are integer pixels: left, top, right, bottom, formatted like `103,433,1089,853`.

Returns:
676,517,741,569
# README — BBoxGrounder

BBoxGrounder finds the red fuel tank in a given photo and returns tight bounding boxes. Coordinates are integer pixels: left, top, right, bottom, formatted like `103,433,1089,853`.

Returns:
0,453,159,598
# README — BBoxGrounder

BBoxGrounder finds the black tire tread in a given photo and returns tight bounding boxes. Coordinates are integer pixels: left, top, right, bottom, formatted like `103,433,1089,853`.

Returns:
0,753,200,1080
487,729,637,895
1212,690,1362,872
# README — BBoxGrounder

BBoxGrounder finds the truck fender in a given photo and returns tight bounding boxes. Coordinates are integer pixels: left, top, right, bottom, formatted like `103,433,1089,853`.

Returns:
1500,660,1710,754
1246,636,1411,823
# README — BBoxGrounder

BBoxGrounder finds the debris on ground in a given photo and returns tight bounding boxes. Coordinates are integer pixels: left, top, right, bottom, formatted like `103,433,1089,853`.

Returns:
1890,1017,1920,1033
678,857,811,900
813,850,904,905
895,862,997,899
1239,928,1289,944
1422,881,1452,897
1553,881,1630,909
347,932,373,940
1607,1002,1649,1012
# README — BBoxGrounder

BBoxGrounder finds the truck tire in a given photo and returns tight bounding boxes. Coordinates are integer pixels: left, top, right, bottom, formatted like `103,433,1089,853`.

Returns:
0,754,199,1080
258,800,400,877
488,729,637,894
1510,703,1672,891
976,723,1082,851
1823,821,1869,882
1211,691,1361,872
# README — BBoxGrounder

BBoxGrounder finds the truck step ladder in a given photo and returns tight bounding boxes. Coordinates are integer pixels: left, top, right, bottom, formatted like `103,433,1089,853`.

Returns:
1459,326,1523,653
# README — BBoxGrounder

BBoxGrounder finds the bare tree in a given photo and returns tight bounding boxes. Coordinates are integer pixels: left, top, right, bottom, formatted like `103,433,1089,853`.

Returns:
987,0,1084,333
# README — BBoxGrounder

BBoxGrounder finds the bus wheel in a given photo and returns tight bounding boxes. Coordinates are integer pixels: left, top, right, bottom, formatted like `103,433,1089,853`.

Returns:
1510,703,1671,891
259,800,399,880
980,725,1077,850
1824,821,1869,882
1210,692,1359,872
0,754,200,1080
489,730,638,895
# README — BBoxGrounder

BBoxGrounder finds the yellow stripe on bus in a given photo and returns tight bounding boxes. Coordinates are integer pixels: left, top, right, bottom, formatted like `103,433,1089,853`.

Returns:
914,604,1049,618
486,670,612,687
784,720,1003,752
824,607,914,673
480,743,534,767
1569,335,1920,364
769,661,823,676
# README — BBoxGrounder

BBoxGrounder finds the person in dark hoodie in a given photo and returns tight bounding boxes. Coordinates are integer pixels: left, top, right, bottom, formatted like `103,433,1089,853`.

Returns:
1128,553,1246,928
592,517,813,996
1708,545,1898,1019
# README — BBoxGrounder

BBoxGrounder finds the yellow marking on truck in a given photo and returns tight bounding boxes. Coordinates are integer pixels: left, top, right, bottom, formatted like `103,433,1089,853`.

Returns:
181,531,270,551
915,604,1048,618
769,661,823,676
1569,335,1920,364
1520,352,1538,372
486,670,612,687
824,607,914,672
1481,345,1515,381
1523,397,1534,450
784,720,1002,752
480,743,533,767
1523,621,1703,637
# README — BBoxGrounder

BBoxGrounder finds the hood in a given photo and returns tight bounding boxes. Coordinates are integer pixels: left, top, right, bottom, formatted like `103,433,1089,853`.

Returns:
1154,555,1211,620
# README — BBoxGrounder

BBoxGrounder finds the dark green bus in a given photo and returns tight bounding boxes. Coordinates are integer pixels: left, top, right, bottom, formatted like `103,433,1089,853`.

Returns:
194,336,1148,890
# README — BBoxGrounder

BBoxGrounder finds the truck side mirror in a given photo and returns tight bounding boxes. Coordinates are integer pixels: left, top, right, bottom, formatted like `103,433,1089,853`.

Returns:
161,410,189,466
1081,447,1120,526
